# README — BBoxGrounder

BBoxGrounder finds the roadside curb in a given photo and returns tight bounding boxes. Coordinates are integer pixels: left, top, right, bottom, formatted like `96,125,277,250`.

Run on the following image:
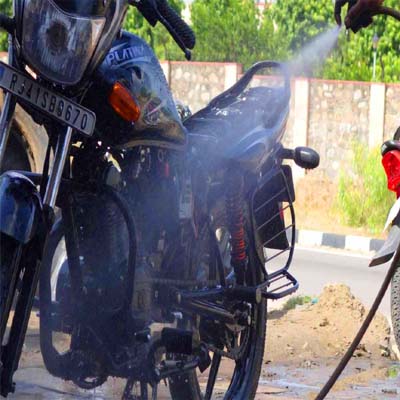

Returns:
295,229,384,252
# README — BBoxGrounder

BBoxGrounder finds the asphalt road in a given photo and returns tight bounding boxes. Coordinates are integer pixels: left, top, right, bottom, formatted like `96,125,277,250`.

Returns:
270,246,392,318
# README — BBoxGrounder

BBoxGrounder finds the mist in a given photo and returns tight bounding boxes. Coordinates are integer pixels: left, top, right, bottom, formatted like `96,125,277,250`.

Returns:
287,26,341,77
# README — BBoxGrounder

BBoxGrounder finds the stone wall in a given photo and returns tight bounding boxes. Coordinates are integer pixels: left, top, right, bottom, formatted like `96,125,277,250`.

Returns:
164,61,242,113
385,84,400,140
308,80,370,179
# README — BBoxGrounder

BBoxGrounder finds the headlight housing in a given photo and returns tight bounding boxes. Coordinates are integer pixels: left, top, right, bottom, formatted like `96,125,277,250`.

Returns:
21,0,105,86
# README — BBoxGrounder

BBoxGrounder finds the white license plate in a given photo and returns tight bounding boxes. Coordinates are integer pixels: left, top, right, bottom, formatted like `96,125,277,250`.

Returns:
0,62,95,136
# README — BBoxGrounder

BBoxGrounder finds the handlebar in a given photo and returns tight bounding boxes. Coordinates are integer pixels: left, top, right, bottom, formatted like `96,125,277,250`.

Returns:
157,0,195,50
130,0,195,60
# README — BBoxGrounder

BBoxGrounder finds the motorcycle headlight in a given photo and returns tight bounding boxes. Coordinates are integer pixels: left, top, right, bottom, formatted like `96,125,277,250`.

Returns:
21,0,105,86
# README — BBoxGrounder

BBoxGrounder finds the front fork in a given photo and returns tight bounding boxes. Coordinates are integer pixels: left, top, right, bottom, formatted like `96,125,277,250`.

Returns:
0,89,74,395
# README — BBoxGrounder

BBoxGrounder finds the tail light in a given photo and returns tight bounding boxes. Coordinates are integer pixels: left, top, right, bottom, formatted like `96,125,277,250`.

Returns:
108,82,141,123
382,150,400,197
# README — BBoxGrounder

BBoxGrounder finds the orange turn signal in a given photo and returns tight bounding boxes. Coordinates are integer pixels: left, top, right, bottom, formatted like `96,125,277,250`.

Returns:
108,82,141,122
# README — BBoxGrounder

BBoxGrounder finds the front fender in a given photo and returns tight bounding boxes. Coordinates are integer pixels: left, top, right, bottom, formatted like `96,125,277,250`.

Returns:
0,171,42,244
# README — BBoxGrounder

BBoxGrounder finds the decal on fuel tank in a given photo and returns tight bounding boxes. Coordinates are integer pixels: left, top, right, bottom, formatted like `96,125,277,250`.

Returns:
106,44,150,67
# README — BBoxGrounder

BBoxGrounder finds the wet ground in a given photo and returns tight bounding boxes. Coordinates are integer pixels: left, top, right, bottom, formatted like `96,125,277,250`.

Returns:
7,329,400,400
9,359,400,399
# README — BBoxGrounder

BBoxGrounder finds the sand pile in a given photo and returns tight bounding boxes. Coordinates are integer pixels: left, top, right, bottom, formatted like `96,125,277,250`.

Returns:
266,284,391,362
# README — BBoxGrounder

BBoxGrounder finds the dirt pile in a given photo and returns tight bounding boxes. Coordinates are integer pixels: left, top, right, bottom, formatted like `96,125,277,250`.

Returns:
266,284,391,362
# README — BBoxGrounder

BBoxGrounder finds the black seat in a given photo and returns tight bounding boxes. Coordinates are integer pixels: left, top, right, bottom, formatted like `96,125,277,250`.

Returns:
185,86,289,149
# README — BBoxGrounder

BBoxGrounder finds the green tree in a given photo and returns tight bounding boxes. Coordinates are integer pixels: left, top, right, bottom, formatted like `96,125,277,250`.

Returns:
124,0,186,60
269,0,332,53
190,0,287,68
0,0,11,52
269,0,400,82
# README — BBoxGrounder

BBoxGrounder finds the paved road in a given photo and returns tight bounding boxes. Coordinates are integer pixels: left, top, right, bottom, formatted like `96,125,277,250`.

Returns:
271,246,392,318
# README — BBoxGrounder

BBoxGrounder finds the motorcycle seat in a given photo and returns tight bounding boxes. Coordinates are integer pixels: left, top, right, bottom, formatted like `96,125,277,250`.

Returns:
185,85,290,162
381,140,400,156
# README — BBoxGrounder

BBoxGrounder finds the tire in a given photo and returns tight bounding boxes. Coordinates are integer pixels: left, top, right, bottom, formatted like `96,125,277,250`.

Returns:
169,220,267,400
0,234,22,336
1,129,31,174
391,261,400,349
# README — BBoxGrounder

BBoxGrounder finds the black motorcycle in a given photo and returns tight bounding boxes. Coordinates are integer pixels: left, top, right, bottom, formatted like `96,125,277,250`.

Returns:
0,1,319,399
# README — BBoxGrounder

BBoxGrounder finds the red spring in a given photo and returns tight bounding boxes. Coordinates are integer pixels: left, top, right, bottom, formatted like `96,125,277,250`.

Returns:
226,173,247,267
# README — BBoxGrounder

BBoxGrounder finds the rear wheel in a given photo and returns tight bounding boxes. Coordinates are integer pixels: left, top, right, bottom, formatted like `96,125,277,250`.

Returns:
169,216,267,400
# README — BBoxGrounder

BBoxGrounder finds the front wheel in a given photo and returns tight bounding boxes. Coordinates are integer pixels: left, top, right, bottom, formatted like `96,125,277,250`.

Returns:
0,234,23,337
391,261,400,349
169,220,267,400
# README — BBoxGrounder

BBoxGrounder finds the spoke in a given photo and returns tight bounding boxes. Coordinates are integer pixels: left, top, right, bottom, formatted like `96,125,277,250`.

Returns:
204,353,222,400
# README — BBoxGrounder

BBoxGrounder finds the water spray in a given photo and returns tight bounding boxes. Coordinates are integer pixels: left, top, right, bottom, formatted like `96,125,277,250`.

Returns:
287,26,341,77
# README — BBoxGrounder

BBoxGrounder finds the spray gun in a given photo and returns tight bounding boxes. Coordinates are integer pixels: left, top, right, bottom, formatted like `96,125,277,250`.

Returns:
335,0,400,33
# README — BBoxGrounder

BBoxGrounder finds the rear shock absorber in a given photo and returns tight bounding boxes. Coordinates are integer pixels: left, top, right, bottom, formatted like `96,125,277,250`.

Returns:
225,169,247,285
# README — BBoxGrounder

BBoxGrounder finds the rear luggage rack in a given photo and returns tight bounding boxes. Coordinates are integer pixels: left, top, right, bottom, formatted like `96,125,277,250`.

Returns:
251,165,298,299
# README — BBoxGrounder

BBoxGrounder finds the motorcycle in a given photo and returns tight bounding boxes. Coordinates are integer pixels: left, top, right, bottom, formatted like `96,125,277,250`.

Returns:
0,1,320,399
371,128,400,355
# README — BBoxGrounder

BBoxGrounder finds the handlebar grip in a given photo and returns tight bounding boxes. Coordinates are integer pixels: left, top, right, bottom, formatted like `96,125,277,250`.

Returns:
133,1,159,26
157,0,196,50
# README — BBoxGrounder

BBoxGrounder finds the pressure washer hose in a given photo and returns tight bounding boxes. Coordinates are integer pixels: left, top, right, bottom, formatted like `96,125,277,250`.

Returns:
315,246,400,399
377,6,400,21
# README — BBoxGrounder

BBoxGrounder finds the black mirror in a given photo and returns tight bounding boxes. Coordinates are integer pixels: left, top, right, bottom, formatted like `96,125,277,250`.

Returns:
293,147,320,170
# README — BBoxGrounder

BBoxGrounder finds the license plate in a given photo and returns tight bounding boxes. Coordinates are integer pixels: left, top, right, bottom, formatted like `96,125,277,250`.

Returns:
0,62,95,136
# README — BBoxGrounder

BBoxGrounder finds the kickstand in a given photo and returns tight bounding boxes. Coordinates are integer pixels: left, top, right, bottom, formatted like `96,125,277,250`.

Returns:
151,382,158,400
122,378,138,400
122,379,157,400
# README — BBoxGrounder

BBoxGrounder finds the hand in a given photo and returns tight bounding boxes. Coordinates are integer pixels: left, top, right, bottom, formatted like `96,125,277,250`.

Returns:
334,0,384,32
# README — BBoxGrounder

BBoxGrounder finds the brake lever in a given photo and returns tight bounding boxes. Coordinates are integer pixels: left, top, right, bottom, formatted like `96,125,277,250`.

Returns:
155,12,192,60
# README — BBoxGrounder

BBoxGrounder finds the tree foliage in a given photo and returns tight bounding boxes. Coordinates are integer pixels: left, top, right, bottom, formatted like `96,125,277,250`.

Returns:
190,0,288,67
270,0,400,82
269,0,332,52
0,0,11,52
124,0,186,60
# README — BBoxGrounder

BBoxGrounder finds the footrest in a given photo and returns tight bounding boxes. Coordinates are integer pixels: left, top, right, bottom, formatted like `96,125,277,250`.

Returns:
260,270,298,300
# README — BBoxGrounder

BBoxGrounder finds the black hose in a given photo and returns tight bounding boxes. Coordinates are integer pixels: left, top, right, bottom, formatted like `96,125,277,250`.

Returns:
315,246,400,399
375,6,400,21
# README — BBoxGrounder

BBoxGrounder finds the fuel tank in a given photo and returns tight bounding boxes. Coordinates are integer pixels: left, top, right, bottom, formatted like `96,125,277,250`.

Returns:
86,31,187,148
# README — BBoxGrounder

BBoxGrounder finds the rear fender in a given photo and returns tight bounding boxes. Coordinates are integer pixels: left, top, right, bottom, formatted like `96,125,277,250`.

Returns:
0,171,43,244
